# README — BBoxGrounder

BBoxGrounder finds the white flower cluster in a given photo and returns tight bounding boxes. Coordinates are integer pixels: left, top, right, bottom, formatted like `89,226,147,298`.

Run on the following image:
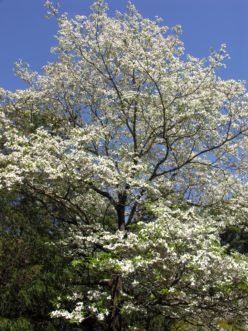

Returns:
57,201,248,327
1,0,248,329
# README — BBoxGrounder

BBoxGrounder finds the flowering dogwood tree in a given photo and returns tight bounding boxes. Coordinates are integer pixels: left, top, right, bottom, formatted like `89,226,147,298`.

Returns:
1,1,248,330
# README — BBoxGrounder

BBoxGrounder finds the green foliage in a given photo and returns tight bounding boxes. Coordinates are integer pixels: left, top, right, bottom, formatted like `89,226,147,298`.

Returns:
0,192,76,331
0,318,33,331
221,225,248,254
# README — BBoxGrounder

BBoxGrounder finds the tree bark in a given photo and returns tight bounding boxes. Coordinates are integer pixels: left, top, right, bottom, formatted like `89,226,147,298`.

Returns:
116,192,127,230
110,275,123,331
109,194,127,330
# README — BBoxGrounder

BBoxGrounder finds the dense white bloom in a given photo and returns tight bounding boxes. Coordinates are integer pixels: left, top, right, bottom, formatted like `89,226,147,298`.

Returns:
1,0,248,329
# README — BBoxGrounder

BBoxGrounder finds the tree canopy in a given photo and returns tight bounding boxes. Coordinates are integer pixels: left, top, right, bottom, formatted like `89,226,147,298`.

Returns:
1,1,248,330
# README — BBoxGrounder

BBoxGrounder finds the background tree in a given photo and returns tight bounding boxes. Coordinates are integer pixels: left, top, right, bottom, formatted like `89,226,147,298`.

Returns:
1,1,248,330
0,191,80,331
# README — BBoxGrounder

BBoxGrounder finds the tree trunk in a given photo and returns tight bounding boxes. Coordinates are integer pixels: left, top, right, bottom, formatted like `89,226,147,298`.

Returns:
109,194,127,330
110,275,123,331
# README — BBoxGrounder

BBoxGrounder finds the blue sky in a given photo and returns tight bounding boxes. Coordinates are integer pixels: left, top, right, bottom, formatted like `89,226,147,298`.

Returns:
0,0,247,91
